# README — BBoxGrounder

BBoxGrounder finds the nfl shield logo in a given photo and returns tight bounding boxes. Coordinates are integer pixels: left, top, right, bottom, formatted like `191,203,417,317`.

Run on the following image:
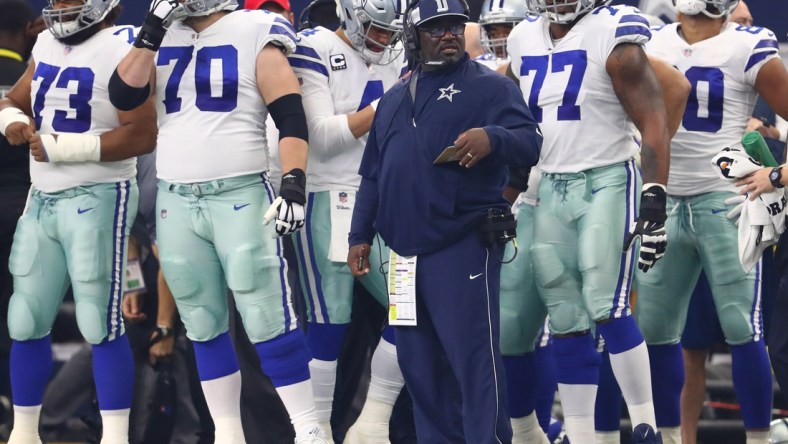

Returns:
683,48,692,57
160,209,167,219
339,192,348,203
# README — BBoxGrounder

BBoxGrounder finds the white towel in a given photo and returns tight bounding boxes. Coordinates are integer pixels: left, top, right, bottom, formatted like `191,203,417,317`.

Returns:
711,147,787,272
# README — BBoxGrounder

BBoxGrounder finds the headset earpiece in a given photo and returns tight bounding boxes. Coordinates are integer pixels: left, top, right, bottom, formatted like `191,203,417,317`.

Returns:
403,0,421,67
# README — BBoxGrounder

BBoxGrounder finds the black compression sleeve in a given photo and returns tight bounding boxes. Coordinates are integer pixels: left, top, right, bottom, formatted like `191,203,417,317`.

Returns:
108,69,150,111
268,93,309,143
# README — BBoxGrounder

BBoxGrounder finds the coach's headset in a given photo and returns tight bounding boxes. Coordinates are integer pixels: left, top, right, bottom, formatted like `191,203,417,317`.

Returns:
402,0,470,70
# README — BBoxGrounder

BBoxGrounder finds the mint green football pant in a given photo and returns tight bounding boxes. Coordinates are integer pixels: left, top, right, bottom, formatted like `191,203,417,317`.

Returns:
8,180,138,344
635,191,763,346
293,191,389,325
499,203,548,355
530,161,640,335
156,173,298,343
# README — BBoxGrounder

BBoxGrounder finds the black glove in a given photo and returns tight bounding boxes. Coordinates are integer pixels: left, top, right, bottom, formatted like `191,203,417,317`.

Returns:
263,169,307,236
623,183,667,273
134,0,181,51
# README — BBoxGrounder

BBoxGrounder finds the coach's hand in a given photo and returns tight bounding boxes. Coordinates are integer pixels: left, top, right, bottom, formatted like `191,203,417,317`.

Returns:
623,183,667,273
454,128,491,168
348,243,371,277
264,168,306,236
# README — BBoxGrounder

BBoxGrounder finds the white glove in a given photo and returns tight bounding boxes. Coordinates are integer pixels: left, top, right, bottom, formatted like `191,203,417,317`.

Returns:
150,0,181,21
263,196,306,236
724,194,746,225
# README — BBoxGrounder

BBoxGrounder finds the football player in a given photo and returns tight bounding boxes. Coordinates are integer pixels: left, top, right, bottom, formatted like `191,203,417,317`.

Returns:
506,0,672,442
108,1,328,442
285,0,406,441
0,0,157,442
478,0,528,66
638,1,788,443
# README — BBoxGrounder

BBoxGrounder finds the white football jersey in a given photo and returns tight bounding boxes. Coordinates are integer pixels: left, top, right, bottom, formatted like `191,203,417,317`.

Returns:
29,26,137,192
155,10,298,182
647,23,780,196
507,6,651,173
288,27,405,192
473,52,506,70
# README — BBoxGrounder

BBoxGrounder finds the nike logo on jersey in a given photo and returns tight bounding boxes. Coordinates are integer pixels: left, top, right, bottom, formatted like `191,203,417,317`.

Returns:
711,209,726,214
77,207,94,214
591,186,608,195
234,203,250,211
469,273,483,280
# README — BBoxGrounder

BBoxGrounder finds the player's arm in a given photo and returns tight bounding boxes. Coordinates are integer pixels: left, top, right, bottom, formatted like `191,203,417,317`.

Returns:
611,43,670,273
259,44,308,174
298,67,375,146
648,55,690,138
754,58,788,121
97,97,158,161
0,61,36,146
109,0,179,111
259,43,309,236
27,93,157,163
608,43,669,185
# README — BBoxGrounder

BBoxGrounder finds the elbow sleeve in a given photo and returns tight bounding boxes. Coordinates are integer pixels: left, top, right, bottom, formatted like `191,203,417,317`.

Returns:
269,93,309,143
108,69,150,111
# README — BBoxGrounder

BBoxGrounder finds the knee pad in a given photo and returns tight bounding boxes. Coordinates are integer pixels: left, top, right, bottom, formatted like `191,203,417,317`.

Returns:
531,243,570,289
68,228,109,283
161,255,225,341
76,298,109,344
8,293,45,341
718,299,759,345
549,304,590,336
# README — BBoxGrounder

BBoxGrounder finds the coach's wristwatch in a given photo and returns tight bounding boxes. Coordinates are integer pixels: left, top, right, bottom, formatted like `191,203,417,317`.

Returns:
769,167,784,189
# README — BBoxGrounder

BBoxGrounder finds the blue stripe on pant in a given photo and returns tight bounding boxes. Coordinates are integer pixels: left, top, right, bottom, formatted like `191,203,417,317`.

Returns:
395,231,512,443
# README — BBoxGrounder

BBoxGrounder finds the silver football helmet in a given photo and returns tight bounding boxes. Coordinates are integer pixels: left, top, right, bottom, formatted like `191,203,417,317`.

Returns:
42,0,120,39
674,0,738,18
178,0,238,18
479,0,527,59
337,0,405,65
525,0,609,24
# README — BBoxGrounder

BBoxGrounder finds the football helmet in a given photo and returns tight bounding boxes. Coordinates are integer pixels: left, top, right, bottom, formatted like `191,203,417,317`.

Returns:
42,0,120,39
525,0,610,24
673,0,738,18
479,0,527,59
178,0,238,18
337,0,406,65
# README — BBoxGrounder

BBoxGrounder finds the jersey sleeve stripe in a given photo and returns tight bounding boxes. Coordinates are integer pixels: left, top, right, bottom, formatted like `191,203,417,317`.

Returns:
754,39,779,50
615,25,651,39
619,14,650,26
294,45,322,60
269,23,299,43
745,49,778,72
288,57,329,76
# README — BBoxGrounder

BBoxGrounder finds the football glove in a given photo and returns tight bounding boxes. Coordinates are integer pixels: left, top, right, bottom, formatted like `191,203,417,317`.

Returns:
263,169,307,236
134,0,182,51
623,183,668,273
